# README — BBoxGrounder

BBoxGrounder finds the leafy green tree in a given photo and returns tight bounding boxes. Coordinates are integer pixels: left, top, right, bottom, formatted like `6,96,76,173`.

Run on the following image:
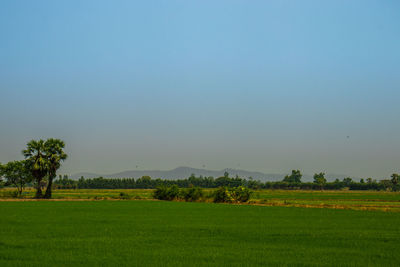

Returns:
43,138,67,199
366,178,374,184
342,177,353,186
391,174,399,185
313,172,326,189
380,179,393,190
0,163,4,188
23,140,48,198
0,160,33,196
283,170,302,183
391,174,400,191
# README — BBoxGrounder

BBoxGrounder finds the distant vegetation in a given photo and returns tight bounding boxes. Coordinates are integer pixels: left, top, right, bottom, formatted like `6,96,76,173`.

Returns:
54,170,399,192
152,185,252,203
153,185,204,201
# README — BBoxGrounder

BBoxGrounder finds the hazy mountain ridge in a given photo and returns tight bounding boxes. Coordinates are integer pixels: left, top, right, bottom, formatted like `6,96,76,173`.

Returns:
70,167,354,182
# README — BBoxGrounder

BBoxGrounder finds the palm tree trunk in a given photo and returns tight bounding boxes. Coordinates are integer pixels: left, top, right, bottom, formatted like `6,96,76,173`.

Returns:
44,171,56,199
35,179,43,198
44,176,54,199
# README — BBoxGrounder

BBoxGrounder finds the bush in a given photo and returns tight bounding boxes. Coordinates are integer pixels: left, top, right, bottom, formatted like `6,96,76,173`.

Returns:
213,186,252,203
213,187,235,203
232,186,252,202
153,185,251,203
153,186,168,200
0,190,20,198
153,185,181,201
182,187,203,202
118,192,131,200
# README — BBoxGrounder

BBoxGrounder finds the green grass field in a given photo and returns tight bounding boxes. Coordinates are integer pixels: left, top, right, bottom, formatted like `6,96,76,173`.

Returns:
1,200,400,266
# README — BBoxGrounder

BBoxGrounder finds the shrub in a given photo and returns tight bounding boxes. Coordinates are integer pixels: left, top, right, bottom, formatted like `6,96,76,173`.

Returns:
153,186,168,200
232,186,252,202
153,185,181,201
213,186,252,203
213,187,235,203
118,192,131,200
182,187,203,202
0,190,19,198
153,185,251,203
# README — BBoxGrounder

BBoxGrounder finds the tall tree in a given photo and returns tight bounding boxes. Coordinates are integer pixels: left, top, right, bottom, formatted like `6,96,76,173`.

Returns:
43,138,67,199
23,140,48,198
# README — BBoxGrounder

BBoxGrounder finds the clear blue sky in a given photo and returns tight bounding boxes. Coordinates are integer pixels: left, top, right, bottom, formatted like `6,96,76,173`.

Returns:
1,0,399,179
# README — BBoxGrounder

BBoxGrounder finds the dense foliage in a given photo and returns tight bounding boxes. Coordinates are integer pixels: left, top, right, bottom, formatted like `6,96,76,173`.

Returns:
153,185,204,202
213,186,252,203
153,185,250,203
0,160,33,196
54,172,400,191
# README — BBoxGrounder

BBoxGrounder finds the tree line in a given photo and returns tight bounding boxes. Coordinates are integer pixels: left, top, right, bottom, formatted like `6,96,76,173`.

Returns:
55,170,400,191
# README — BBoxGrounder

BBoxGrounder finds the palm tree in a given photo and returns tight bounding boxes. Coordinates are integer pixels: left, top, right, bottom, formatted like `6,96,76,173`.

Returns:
23,140,48,198
43,138,67,199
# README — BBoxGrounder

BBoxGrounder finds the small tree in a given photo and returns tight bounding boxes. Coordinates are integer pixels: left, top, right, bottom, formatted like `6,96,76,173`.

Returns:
0,160,33,197
391,174,400,191
313,172,326,189
342,177,353,186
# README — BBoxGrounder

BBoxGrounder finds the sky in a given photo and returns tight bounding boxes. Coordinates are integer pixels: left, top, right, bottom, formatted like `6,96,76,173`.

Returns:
1,0,399,179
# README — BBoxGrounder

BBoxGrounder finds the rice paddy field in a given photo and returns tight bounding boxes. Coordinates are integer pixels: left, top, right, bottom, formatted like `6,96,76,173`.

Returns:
1,200,400,266
1,189,400,266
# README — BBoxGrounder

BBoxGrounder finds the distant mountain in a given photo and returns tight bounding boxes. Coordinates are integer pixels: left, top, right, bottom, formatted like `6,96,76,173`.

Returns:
70,166,355,182
70,167,284,181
